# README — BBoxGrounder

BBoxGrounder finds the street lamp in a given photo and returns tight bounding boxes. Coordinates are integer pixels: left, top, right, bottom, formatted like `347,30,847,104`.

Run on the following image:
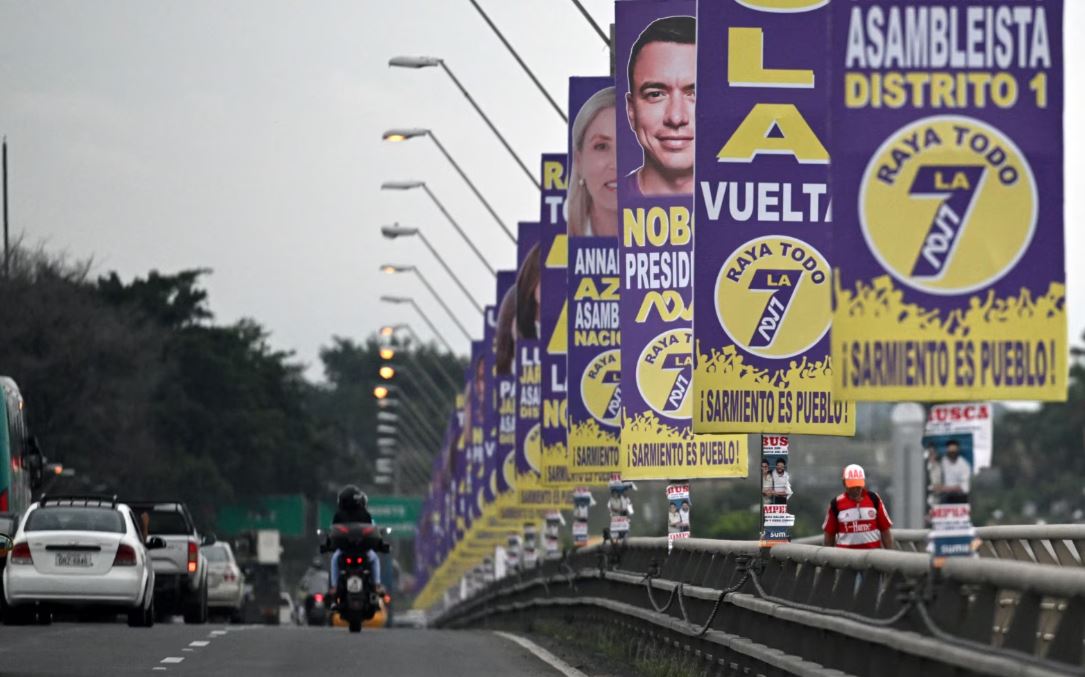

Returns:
382,223,483,313
379,323,462,393
387,59,539,190
380,295,459,354
383,127,516,243
381,264,474,341
381,181,496,274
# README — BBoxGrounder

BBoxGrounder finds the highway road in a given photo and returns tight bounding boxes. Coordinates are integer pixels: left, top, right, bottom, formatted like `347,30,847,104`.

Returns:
0,622,581,676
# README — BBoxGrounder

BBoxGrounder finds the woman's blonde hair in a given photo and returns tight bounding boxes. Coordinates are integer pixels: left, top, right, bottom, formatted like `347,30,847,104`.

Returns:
567,86,616,237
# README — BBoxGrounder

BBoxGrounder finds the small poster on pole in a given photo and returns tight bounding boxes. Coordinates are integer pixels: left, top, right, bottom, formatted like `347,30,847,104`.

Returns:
607,474,636,541
572,488,594,548
666,483,691,544
543,511,564,560
759,436,795,546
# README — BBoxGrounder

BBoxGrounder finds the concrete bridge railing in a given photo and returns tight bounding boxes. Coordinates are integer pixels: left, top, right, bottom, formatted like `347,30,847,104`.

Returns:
434,535,1085,677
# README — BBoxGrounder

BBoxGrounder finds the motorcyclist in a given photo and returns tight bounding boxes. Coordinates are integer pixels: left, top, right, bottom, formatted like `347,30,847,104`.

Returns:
329,485,384,599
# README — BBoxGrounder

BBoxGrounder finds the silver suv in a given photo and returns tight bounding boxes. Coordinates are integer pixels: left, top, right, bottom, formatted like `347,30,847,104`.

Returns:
126,502,212,624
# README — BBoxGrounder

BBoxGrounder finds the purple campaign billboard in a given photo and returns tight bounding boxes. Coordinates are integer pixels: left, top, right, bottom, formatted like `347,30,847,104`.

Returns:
830,0,1065,402
482,305,498,503
467,340,486,518
691,0,855,436
495,270,517,494
567,76,622,478
513,222,542,476
539,153,570,486
616,0,748,481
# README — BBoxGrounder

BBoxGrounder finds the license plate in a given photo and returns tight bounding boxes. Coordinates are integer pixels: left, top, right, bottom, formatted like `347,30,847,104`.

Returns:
346,576,363,593
56,552,92,567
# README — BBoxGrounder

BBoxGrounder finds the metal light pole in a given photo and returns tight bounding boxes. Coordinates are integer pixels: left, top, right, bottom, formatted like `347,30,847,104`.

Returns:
379,295,460,354
381,181,497,274
568,0,610,46
381,224,483,313
465,0,567,123
386,60,539,191
381,265,474,341
382,129,516,243
380,323,463,393
379,344,457,427
380,363,452,438
3,137,9,277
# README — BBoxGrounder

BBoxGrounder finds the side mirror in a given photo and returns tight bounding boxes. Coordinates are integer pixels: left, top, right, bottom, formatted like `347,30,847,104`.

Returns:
146,536,168,550
201,533,217,546
382,527,393,537
0,534,13,554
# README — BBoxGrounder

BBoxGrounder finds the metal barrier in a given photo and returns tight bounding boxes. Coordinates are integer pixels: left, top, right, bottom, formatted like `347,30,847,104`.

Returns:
795,524,1085,566
435,537,1085,677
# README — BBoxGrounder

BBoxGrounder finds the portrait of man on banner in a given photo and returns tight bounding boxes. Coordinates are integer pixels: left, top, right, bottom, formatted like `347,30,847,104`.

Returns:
622,15,696,197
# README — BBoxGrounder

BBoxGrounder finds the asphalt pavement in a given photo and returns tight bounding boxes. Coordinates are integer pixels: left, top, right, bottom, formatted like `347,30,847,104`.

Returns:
0,621,577,676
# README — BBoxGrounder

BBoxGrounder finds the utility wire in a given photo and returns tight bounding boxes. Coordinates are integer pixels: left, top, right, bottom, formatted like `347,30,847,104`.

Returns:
466,0,567,123
569,0,610,47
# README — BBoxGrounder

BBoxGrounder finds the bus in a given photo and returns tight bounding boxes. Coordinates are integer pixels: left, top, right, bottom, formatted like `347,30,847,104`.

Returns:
0,377,44,515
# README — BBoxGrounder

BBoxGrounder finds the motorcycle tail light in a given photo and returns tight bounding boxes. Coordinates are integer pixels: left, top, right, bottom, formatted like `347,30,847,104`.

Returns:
314,593,324,604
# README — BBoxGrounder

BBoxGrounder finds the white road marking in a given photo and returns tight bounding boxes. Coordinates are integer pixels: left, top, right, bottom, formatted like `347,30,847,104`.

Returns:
160,657,184,664
494,631,589,677
152,668,167,672
189,641,210,647
210,630,227,636
182,649,193,652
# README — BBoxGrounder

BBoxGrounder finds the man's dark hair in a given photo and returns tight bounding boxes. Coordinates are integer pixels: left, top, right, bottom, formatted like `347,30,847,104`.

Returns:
627,16,696,93
946,440,961,450
776,459,787,466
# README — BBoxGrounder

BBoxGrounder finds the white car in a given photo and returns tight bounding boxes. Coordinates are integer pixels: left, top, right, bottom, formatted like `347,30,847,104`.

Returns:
3,496,165,627
203,542,244,622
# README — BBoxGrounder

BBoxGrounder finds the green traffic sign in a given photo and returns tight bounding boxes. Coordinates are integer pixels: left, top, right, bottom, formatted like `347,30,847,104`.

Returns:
216,494,306,537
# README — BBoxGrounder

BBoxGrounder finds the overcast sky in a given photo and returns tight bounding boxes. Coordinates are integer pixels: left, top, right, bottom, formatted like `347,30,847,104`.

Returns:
1,1,1081,383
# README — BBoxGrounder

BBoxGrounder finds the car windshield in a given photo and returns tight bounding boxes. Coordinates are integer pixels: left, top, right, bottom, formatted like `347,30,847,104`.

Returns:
142,511,191,535
26,507,124,533
204,546,229,562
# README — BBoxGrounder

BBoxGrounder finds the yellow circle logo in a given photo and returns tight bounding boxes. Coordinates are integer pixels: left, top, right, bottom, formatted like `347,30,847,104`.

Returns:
503,447,517,487
860,115,1036,295
524,423,542,473
636,329,693,420
580,349,622,427
715,235,831,359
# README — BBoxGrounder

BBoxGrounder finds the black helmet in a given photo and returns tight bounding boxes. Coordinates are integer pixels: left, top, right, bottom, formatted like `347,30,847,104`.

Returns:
337,485,367,512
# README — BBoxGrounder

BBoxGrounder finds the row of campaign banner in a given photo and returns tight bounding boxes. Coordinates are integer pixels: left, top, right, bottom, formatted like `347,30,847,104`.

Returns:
413,0,1064,607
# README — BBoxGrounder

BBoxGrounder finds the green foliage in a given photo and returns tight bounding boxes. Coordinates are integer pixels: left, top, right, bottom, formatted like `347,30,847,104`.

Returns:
702,509,761,540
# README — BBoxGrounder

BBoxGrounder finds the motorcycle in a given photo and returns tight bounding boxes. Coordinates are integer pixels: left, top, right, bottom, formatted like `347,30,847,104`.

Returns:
318,523,390,633
302,592,328,626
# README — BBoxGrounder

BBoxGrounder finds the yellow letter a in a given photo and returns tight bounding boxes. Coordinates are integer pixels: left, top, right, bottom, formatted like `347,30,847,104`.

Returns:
717,104,829,165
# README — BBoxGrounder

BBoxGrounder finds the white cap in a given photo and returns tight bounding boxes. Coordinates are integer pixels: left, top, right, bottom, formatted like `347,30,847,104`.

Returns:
843,464,866,488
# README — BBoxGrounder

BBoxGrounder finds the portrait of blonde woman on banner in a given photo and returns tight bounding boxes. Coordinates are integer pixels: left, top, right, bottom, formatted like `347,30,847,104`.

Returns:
567,86,618,237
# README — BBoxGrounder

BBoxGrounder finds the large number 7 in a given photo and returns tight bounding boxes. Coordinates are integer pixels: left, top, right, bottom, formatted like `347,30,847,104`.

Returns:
908,165,986,279
748,269,802,349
